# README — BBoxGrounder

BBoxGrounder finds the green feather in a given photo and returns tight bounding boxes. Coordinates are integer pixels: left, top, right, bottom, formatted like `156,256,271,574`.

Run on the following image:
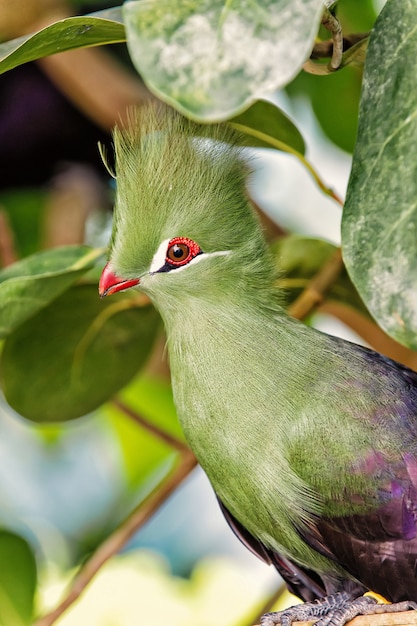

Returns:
106,104,410,577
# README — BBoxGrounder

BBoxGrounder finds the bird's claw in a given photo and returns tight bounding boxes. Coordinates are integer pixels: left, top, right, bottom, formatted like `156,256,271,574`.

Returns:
260,592,417,626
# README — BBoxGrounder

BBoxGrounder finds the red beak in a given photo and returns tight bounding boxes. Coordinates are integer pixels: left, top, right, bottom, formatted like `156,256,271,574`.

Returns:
99,263,140,297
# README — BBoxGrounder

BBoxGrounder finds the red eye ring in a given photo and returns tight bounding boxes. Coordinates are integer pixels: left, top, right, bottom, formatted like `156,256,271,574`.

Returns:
166,237,202,267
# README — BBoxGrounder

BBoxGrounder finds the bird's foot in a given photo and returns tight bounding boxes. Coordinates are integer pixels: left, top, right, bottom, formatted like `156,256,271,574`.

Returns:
260,591,417,626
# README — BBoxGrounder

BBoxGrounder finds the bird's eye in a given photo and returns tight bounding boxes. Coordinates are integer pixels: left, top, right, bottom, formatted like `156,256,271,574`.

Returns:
167,243,189,262
165,237,202,267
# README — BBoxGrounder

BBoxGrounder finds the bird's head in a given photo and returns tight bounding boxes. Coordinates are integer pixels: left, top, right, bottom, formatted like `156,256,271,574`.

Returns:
99,104,275,310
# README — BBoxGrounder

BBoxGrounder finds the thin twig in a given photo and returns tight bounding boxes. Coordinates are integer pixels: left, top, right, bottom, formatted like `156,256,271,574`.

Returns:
288,248,344,321
112,398,190,454
322,8,343,70
310,33,369,60
33,451,198,626
230,123,344,206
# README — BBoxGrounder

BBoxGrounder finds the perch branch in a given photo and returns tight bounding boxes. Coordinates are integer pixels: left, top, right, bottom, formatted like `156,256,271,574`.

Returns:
253,610,417,626
33,450,198,626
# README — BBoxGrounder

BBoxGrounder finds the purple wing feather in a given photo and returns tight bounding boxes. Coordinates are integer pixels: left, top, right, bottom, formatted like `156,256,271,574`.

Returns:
221,341,417,603
218,498,328,602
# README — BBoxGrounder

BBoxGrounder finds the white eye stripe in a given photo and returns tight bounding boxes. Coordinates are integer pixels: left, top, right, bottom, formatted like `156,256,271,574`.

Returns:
149,238,170,274
149,238,231,274
164,249,231,274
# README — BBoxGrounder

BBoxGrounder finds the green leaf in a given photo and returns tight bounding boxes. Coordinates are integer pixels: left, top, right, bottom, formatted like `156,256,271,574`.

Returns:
273,235,367,315
0,8,125,75
0,530,37,626
310,66,362,153
1,285,160,421
288,55,364,153
229,99,305,155
123,0,325,121
342,0,417,349
0,246,103,338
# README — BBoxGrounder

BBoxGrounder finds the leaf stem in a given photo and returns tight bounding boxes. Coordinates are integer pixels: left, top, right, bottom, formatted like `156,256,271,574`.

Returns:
33,451,198,626
69,246,105,270
230,123,343,206
321,8,343,70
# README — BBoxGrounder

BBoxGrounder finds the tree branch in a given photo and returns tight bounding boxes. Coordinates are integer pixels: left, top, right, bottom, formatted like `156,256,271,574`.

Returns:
253,611,417,626
318,301,417,371
33,450,198,626
288,248,344,321
111,398,190,454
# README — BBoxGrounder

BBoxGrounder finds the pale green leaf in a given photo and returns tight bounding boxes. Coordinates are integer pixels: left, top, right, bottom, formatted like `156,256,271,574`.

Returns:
123,0,325,121
0,246,103,338
0,8,125,74
0,530,37,626
342,0,417,349
1,285,160,421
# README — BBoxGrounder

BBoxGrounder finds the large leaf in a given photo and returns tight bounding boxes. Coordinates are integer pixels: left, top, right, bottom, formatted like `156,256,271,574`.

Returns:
0,530,37,626
123,0,325,121
342,0,417,349
0,246,103,338
1,284,160,421
0,8,125,75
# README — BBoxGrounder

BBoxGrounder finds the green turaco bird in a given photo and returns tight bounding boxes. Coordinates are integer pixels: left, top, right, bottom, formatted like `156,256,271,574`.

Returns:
99,104,417,625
